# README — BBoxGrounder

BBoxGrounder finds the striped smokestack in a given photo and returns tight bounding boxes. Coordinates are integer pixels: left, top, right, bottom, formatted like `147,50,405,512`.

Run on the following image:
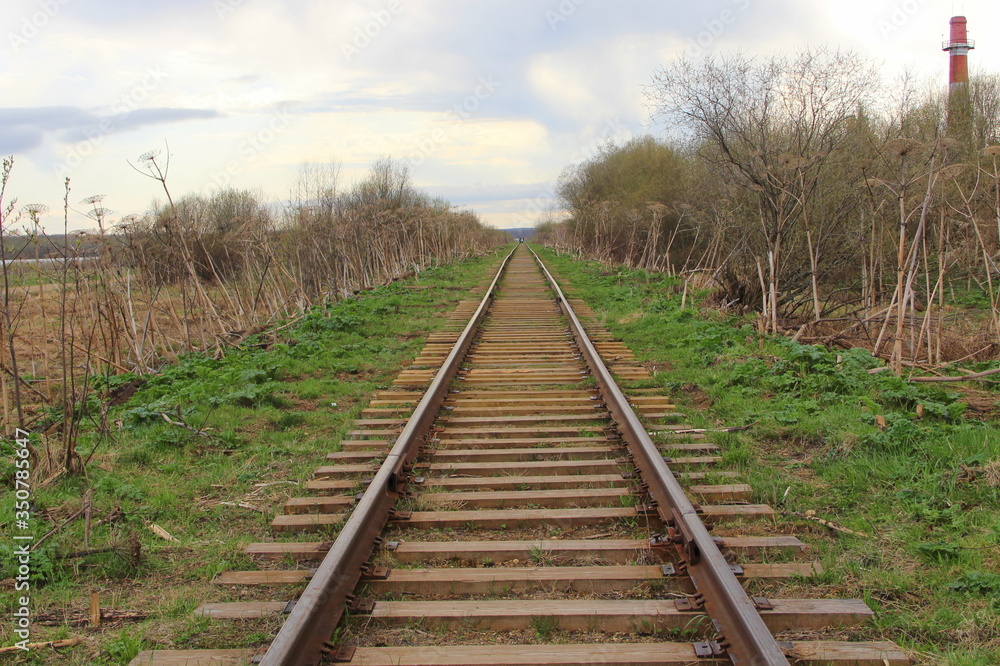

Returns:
943,16,975,93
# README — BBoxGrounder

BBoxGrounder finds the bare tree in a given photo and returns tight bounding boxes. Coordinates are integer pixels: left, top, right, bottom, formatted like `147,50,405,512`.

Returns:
646,48,879,332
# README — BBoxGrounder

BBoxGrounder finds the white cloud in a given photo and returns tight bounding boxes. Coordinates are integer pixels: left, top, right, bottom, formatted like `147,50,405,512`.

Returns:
1,0,997,231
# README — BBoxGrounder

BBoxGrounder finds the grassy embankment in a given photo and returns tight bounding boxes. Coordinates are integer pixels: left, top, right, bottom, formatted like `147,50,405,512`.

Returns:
0,247,510,665
537,245,1000,665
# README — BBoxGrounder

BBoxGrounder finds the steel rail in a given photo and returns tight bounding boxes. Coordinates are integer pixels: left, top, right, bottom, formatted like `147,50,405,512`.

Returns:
260,245,519,666
528,245,791,666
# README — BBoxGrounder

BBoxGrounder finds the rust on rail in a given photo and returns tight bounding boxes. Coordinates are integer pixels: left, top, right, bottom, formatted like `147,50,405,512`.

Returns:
527,245,791,665
259,246,518,666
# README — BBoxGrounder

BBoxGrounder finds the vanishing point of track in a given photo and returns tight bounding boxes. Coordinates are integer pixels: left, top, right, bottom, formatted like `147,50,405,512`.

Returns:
133,246,907,666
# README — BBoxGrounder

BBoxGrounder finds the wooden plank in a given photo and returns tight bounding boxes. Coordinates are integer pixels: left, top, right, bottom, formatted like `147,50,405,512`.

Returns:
215,562,820,589
675,471,740,480
353,419,409,427
436,427,603,438
429,447,615,463
459,375,588,382
283,496,353,514
422,473,627,490
304,479,365,492
245,542,331,559
392,505,771,530
326,451,386,462
417,458,719,477
339,440,395,450
194,602,288,619
717,535,806,554
446,391,596,399
271,513,343,533
364,598,873,632
361,408,412,416
419,487,631,509
741,563,823,578
313,465,375,478
662,456,723,466
688,484,753,501
347,643,720,666
445,397,600,406
699,503,775,520
659,440,715,451
392,507,640,529
417,459,624,476
433,437,611,449
346,641,910,666
443,414,610,425
789,641,909,665
215,570,311,585
346,430,401,438
129,650,258,665
365,565,818,595
445,406,604,417
460,368,584,376
642,414,685,422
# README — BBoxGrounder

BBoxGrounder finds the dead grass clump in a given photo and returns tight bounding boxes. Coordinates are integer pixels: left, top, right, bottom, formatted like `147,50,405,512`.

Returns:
982,459,1000,487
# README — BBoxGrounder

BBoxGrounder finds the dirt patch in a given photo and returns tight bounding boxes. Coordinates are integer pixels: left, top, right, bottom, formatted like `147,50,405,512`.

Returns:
985,460,1000,487
617,312,644,325
953,387,1000,422
680,384,712,410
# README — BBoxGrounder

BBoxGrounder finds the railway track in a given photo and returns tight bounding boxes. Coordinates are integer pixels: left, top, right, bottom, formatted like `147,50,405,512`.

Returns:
133,245,907,666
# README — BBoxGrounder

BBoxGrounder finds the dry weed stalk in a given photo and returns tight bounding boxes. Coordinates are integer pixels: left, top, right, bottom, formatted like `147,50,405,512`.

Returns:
0,154,506,455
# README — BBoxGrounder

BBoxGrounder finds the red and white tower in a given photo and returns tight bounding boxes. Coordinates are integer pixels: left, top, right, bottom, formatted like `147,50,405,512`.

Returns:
943,16,975,93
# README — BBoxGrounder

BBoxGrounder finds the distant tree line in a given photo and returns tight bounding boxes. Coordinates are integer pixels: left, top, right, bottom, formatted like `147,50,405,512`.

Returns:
536,48,1000,372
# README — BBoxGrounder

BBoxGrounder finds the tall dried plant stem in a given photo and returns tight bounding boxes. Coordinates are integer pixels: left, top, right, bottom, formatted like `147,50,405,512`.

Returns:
59,178,78,472
0,157,24,431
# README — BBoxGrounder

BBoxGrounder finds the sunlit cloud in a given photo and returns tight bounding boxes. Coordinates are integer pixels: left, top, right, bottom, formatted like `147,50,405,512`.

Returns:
1,0,997,231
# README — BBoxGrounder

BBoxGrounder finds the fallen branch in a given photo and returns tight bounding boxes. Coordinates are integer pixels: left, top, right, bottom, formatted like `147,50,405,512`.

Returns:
670,424,755,435
0,637,82,654
69,340,131,373
908,367,1000,383
34,609,148,627
148,523,179,542
56,547,119,559
820,306,891,345
32,499,92,551
791,510,868,537
157,410,212,438
217,501,267,513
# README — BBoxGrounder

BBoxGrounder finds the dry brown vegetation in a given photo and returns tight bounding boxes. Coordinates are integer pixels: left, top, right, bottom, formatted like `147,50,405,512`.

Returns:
537,48,1000,373
0,154,507,459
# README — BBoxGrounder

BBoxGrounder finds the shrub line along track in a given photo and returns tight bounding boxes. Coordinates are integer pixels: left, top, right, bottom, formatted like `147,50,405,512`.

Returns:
132,245,907,666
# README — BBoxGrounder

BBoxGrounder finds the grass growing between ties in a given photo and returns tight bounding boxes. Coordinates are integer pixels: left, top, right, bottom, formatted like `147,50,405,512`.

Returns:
535,245,1000,665
0,247,509,665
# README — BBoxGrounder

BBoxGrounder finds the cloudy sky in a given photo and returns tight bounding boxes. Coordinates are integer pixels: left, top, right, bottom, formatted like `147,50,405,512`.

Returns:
2,0,998,232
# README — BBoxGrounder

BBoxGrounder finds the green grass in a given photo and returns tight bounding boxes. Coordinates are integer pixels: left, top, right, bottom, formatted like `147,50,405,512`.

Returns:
534,244,1000,664
0,246,511,664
